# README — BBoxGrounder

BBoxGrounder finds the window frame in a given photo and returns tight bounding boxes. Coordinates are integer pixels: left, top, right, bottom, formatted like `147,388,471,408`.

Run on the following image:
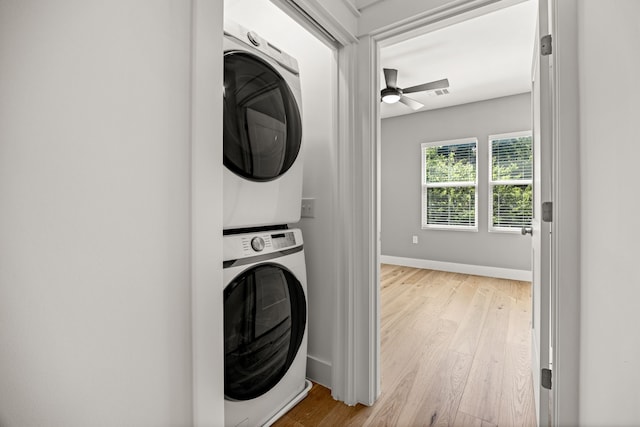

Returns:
421,137,478,232
487,130,533,233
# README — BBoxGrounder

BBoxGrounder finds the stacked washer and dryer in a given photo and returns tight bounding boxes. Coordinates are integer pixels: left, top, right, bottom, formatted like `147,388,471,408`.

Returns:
222,21,312,427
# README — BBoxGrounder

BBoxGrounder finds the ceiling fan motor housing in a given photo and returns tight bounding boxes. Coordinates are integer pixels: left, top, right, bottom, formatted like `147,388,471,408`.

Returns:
381,87,402,103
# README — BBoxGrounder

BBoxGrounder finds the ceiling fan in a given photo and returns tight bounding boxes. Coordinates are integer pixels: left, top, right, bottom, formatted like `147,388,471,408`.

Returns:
381,68,450,110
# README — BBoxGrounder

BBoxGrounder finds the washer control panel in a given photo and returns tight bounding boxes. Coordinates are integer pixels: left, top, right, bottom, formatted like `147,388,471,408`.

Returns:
224,229,303,262
270,231,296,250
224,20,299,76
240,234,272,255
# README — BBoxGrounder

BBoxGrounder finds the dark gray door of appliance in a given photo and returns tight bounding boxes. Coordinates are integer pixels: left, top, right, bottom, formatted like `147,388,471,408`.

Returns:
223,51,302,182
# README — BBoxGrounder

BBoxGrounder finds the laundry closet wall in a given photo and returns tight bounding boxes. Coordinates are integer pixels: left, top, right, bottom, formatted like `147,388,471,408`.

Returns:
225,0,337,387
0,0,212,425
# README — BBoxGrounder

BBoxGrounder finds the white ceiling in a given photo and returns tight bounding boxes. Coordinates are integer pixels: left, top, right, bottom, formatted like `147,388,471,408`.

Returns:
354,0,385,10
380,1,537,119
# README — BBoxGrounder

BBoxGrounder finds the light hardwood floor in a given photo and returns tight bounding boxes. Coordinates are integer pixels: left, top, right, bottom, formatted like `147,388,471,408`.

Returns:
273,264,536,427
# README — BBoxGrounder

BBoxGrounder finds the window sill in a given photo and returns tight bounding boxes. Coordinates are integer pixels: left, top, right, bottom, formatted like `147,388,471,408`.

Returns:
488,227,528,234
422,225,478,232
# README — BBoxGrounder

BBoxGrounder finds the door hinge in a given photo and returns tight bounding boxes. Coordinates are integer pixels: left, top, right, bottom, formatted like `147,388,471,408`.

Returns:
541,34,552,56
542,368,553,390
542,201,553,222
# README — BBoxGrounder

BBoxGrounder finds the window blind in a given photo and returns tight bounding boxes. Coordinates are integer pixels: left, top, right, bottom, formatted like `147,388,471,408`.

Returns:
489,134,533,230
422,140,477,229
491,137,533,181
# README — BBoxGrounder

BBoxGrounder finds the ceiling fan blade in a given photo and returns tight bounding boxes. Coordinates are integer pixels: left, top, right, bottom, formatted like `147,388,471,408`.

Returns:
403,78,449,94
399,95,424,110
383,68,398,89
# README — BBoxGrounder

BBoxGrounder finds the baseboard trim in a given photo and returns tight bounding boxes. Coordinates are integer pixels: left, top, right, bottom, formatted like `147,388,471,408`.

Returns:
380,255,532,281
306,354,332,388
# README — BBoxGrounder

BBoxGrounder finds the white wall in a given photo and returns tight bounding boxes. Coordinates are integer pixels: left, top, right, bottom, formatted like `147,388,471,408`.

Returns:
578,1,640,425
225,0,337,387
191,0,225,425
381,93,532,274
0,1,206,425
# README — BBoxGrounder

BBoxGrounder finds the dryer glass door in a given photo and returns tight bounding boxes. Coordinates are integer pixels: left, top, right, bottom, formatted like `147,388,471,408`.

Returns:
224,263,306,401
224,51,302,182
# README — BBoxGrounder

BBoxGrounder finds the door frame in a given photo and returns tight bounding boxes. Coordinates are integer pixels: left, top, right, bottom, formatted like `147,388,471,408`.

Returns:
351,0,533,408
531,1,553,421
192,0,225,425
547,1,580,424
351,0,580,424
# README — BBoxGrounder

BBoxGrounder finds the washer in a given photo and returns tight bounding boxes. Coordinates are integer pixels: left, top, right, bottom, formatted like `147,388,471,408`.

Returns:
223,228,311,427
224,21,304,230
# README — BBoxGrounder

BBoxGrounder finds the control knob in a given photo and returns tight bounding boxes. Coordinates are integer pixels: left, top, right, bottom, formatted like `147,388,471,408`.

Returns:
247,31,260,47
251,236,265,252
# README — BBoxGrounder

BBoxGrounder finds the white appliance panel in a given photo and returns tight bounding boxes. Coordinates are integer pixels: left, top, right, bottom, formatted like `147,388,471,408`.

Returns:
223,22,304,230
223,229,309,427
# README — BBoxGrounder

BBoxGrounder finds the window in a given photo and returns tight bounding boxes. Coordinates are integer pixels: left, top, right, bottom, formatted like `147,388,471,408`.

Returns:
421,138,478,230
489,132,533,231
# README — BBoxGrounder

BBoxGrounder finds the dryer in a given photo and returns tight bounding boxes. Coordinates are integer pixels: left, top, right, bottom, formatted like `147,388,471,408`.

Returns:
224,22,304,230
223,228,311,427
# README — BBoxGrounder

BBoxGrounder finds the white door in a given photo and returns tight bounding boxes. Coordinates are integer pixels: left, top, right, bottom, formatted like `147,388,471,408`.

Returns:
530,0,554,425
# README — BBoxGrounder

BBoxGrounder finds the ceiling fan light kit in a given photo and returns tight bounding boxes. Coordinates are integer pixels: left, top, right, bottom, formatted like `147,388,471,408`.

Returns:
381,87,402,104
381,67,450,111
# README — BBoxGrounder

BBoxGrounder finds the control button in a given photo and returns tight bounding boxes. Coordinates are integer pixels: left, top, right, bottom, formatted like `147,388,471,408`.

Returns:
251,237,265,252
247,31,260,47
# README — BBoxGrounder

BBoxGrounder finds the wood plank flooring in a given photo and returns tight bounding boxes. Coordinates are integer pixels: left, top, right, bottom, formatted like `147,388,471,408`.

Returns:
273,264,536,427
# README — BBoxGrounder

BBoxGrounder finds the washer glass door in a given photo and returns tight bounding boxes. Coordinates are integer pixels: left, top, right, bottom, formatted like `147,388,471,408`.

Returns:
224,263,306,401
223,51,302,182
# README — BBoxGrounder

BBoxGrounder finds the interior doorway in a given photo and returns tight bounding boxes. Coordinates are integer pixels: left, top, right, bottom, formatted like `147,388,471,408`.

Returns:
376,1,539,425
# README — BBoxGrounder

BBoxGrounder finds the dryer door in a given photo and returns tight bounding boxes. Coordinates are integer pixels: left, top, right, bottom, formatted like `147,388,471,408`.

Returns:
224,263,306,401
223,51,302,182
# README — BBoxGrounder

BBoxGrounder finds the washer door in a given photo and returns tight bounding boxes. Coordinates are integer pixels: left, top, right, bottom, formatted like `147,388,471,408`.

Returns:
224,263,306,401
223,51,302,182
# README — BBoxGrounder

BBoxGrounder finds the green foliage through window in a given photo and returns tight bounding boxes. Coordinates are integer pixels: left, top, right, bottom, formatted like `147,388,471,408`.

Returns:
422,140,477,229
425,143,477,183
426,187,476,226
490,134,533,230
